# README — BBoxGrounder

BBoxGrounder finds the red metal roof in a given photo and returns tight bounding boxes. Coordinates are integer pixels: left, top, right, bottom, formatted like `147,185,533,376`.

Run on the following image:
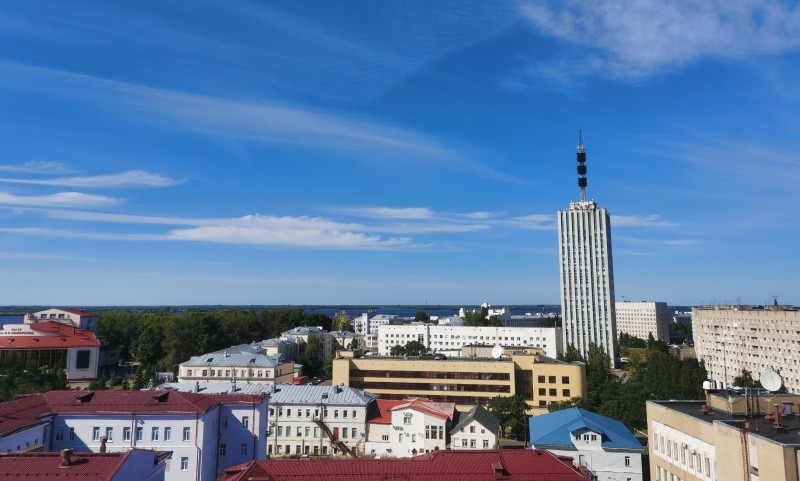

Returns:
217,450,591,481
0,451,130,480
367,399,406,425
0,322,99,349
390,398,456,421
0,394,52,437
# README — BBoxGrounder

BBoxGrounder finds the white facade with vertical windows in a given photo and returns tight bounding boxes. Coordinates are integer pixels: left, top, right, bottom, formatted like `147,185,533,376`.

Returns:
558,200,617,363
615,301,670,342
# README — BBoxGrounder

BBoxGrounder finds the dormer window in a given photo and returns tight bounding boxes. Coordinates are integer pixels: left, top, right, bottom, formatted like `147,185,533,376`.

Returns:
403,413,412,425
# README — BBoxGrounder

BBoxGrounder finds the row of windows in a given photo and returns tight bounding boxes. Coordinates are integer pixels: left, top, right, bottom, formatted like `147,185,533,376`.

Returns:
654,432,712,478
351,369,510,381
269,407,357,419
539,388,571,397
453,438,490,448
77,426,192,443
537,375,571,384
185,369,272,378
356,381,511,394
218,443,249,456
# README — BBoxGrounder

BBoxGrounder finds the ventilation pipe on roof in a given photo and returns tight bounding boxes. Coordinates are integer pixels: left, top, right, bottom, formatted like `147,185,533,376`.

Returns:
99,436,107,453
60,449,73,467
194,382,200,393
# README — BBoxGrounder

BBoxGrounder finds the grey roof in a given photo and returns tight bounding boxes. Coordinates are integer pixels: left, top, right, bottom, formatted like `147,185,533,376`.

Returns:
209,344,262,355
449,405,500,436
182,352,285,368
258,338,298,347
270,384,377,406
330,330,360,338
161,382,272,395
282,326,327,336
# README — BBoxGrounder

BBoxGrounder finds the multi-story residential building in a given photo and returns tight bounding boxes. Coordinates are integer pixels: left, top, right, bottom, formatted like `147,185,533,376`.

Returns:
692,305,800,391
449,405,499,450
0,389,268,481
257,338,300,361
615,301,670,342
329,330,364,351
377,324,562,358
280,326,335,365
364,399,404,456
332,350,586,412
558,134,618,364
0,321,99,380
24,308,98,332
177,345,295,385
219,449,593,481
388,398,455,457
647,389,800,481
529,407,645,481
267,384,376,458
0,449,169,480
670,311,693,345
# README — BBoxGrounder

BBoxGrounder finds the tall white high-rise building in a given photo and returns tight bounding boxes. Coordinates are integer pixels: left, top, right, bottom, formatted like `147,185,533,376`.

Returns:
557,133,618,364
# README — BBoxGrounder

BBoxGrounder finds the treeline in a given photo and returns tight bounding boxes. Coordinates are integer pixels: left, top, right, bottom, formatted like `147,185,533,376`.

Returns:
550,343,707,430
99,308,332,374
0,358,69,402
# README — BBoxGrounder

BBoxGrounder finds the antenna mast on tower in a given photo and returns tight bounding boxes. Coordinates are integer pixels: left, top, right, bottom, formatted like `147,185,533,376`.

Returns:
577,130,587,202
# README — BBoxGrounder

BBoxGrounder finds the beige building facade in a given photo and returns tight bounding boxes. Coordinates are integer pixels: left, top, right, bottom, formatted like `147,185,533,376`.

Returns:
648,391,800,481
692,306,800,391
615,301,670,342
332,350,586,413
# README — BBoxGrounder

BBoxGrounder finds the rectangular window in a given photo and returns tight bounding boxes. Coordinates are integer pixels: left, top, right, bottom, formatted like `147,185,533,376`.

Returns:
286,426,292,437
222,417,228,429
56,429,64,441
563,389,571,397
286,409,291,417
548,376,556,383
105,427,113,441
549,389,557,396
398,433,402,442
135,427,143,441
625,456,631,467
243,416,250,429
382,434,389,441
69,428,75,441
164,427,171,441
277,426,283,436
561,376,570,384
705,457,710,476
152,427,159,441
123,427,131,441
352,410,356,419
483,439,489,448
342,428,348,439
537,375,545,383
180,457,188,471
462,439,468,447
352,428,357,438
219,444,226,456
92,427,100,441
76,350,91,369
470,439,476,448
538,388,546,395
334,410,339,418
183,427,190,441
343,410,348,418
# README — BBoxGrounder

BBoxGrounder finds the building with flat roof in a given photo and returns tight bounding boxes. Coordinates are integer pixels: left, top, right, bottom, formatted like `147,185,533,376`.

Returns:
647,389,800,481
692,305,800,391
0,321,99,380
217,449,593,481
529,407,645,481
377,324,562,359
558,134,618,365
332,350,586,412
615,301,670,342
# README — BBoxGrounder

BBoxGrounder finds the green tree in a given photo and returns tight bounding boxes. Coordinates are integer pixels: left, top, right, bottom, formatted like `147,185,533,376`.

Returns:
299,336,322,376
539,315,562,328
389,340,427,357
333,310,352,331
463,310,488,327
414,311,430,322
135,317,164,370
732,368,758,388
547,397,587,412
619,333,647,349
557,344,584,363
488,395,529,439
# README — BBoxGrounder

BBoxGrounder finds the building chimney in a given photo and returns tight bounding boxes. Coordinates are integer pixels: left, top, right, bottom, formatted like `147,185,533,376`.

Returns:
194,381,200,393
60,448,73,467
99,436,107,453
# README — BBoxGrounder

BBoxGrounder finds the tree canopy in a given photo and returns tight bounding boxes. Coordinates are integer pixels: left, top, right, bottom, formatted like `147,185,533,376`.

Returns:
389,340,427,357
489,394,529,439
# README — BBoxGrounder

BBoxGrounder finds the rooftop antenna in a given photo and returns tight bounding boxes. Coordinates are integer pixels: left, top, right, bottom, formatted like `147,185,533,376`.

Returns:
576,130,587,202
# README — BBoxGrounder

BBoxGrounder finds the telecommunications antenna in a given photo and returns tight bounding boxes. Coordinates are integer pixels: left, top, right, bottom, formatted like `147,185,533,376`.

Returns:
491,345,505,359
759,370,782,392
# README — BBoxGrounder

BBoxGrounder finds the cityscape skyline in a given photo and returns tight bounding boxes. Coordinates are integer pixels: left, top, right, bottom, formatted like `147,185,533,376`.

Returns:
0,2,798,306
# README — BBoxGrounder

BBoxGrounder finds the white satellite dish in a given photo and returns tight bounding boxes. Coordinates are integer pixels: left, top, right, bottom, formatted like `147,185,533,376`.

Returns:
759,370,782,392
491,345,504,359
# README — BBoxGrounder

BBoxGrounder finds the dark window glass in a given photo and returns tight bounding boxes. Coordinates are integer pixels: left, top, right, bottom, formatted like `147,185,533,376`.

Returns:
76,350,91,369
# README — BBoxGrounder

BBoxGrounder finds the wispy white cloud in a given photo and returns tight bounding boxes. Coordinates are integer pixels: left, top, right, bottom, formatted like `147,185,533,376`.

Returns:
0,170,181,188
0,191,120,208
327,206,435,220
519,1,800,78
613,214,677,227
0,161,72,174
663,239,702,247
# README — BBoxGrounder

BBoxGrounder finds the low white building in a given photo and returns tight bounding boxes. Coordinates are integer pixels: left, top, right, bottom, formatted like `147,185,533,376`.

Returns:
378,324,562,359
449,405,499,450
178,345,294,385
280,326,336,365
529,407,645,481
388,398,455,457
0,389,268,481
267,384,376,458
25,308,98,332
0,321,99,380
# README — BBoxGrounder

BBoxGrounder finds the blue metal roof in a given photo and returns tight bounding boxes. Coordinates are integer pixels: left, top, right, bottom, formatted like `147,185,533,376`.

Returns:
528,408,643,450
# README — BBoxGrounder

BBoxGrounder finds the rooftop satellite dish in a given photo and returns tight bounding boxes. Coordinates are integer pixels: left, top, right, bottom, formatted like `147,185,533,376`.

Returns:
759,370,782,392
491,345,504,359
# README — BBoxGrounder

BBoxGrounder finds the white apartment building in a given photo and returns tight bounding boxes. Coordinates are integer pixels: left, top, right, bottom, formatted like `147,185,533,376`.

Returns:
615,301,670,342
0,389,268,481
558,134,618,364
267,384,376,457
377,324,562,359
178,345,295,385
281,326,336,364
25,308,98,332
693,305,800,391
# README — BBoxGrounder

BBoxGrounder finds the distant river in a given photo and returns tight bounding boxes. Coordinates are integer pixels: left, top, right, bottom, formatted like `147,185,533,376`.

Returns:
0,315,23,325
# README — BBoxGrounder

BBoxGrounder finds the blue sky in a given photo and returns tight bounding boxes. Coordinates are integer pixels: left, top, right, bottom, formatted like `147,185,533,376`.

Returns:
0,1,798,306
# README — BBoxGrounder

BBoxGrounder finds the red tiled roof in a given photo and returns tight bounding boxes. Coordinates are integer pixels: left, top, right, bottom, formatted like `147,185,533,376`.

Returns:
0,395,51,437
367,399,406,425
0,322,99,349
41,390,221,414
0,451,130,480
390,398,456,421
217,450,590,481
60,308,98,317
